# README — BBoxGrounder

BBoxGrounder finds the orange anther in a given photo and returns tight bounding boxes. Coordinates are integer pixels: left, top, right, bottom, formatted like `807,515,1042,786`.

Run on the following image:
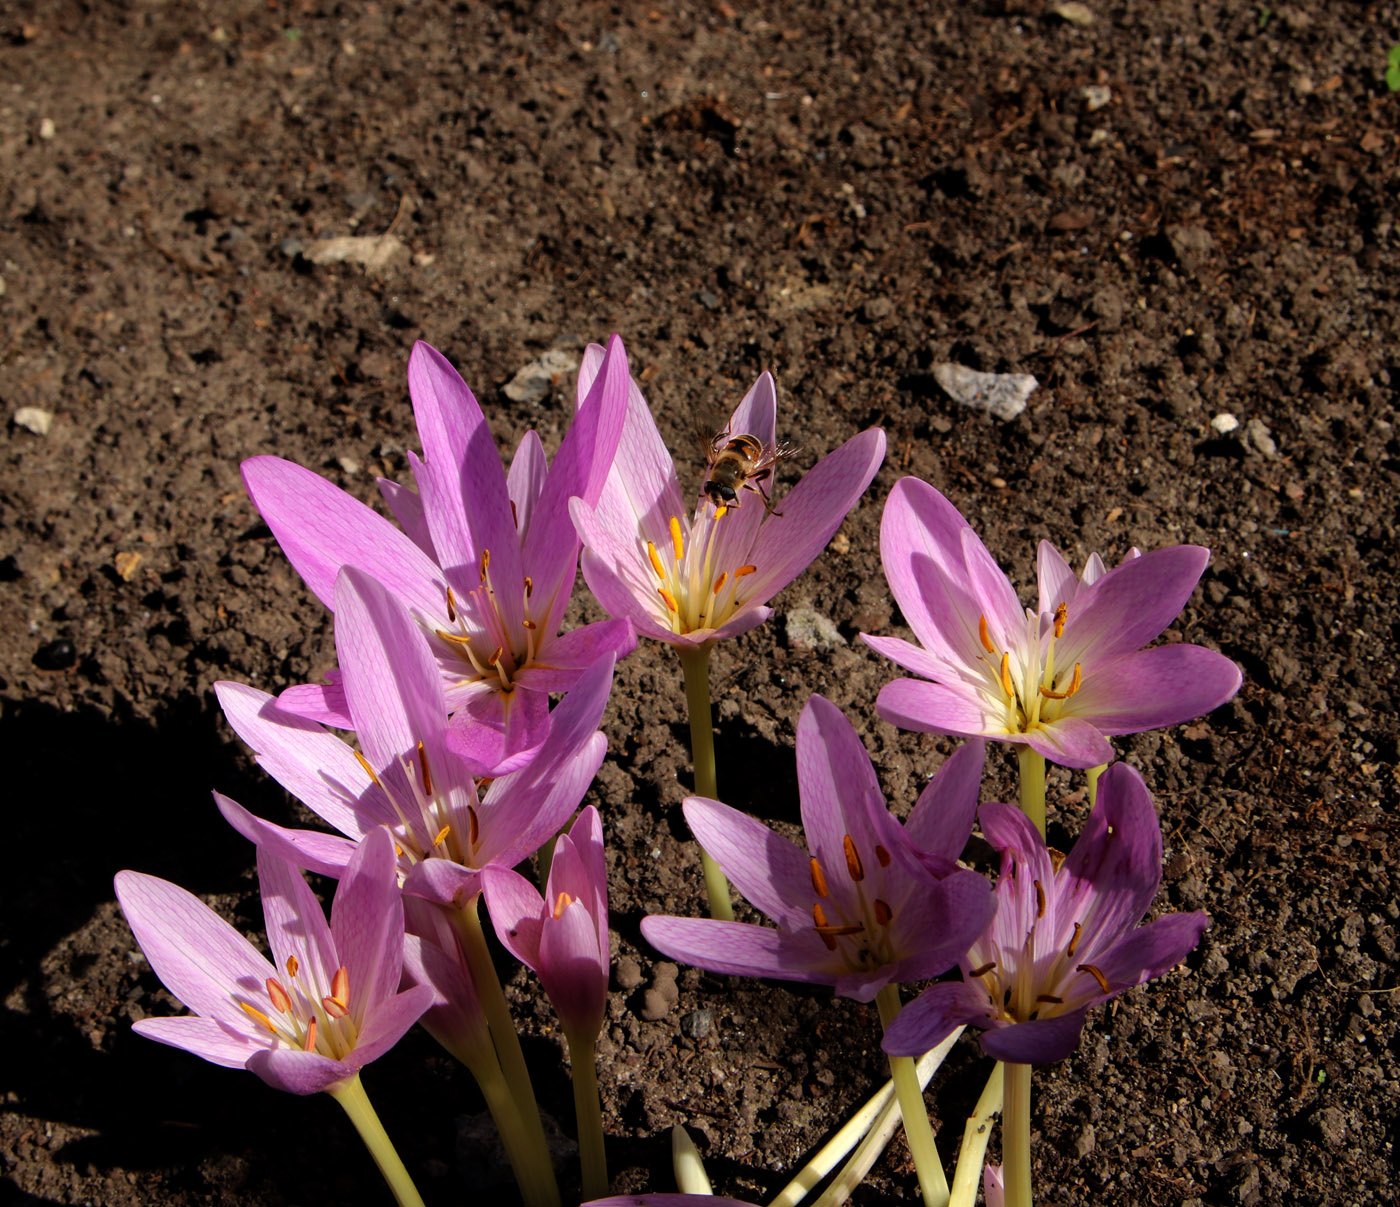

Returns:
999,652,1014,697
417,741,433,796
553,891,574,920
657,586,679,613
1077,963,1111,993
240,1002,278,1033
873,899,893,927
302,1016,318,1051
647,541,666,578
734,564,757,577
809,857,829,898
842,835,864,882
978,615,998,656
266,978,292,1014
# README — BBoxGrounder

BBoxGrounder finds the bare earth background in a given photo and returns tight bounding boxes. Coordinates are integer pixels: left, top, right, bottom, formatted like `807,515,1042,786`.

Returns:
3,2,1399,1204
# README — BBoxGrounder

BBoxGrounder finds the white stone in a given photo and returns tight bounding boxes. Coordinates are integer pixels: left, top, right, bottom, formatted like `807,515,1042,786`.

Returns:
933,363,1037,421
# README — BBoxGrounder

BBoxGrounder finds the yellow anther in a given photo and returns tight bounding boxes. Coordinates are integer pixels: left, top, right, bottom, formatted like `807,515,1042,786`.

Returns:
873,898,893,927
445,587,457,623
714,504,728,520
302,1016,318,1051
240,1002,278,1033
1053,602,1067,639
647,541,667,578
712,571,728,595
999,652,1014,697
553,891,574,920
489,647,503,666
433,825,451,848
417,741,433,796
353,750,384,790
1078,963,1111,994
266,978,293,1014
479,549,491,579
735,564,757,578
1067,922,1083,958
809,857,829,898
285,955,299,979
978,614,998,656
842,835,865,882
523,619,537,630
670,516,684,560
657,586,679,613
969,961,997,979
1039,662,1083,701
435,628,474,647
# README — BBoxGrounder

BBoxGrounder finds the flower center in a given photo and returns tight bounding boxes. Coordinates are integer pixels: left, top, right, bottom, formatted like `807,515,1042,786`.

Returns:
977,603,1083,736
435,549,539,690
807,835,898,974
645,512,758,635
354,741,480,871
237,954,360,1060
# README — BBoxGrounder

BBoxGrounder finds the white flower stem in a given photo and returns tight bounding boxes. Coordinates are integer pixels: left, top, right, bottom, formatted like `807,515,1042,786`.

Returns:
328,1073,426,1207
451,898,561,1207
1002,1062,1033,1207
1015,747,1047,839
948,1062,1005,1207
876,984,950,1207
672,1124,713,1194
677,642,734,920
565,1025,609,1200
771,1033,959,1207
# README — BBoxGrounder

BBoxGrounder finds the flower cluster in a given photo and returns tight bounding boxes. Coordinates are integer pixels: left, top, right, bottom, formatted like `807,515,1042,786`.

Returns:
112,334,1240,1207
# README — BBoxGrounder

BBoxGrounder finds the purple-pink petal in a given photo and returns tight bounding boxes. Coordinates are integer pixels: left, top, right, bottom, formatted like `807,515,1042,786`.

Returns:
276,677,354,730
880,980,995,1057
329,827,405,1018
640,916,837,988
345,984,436,1068
214,794,358,880
875,676,996,739
481,866,547,968
256,845,339,1004
1089,911,1210,995
132,1015,266,1069
976,1009,1090,1065
1069,644,1243,734
903,738,986,863
538,896,608,1038
246,1046,359,1096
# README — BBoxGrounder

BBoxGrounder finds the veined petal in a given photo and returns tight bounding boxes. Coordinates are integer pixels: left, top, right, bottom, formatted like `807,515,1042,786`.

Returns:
572,505,678,641
744,427,886,601
682,797,813,932
875,676,999,739
1036,540,1078,617
240,455,446,620
640,917,839,987
404,858,482,909
481,865,546,969
880,979,996,1057
1057,545,1211,664
246,1047,358,1096
115,871,274,1033
904,739,986,862
1020,716,1116,769
215,681,392,837
276,677,353,730
957,526,1024,652
885,868,995,986
1088,911,1209,996
347,984,436,1068
1068,644,1243,735
507,429,548,545
726,371,778,455
215,794,360,879
132,1015,266,1069
334,566,447,776
377,477,435,558
445,680,550,778
539,897,609,1038
515,616,637,693
695,603,776,646
858,632,954,683
256,845,339,1009
329,828,405,1019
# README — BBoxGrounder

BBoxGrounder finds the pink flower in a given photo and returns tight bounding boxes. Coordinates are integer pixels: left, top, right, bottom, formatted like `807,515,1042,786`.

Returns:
115,828,431,1095
242,337,636,776
863,477,1242,768
569,346,885,647
641,695,992,1001
482,806,610,1041
882,763,1209,1065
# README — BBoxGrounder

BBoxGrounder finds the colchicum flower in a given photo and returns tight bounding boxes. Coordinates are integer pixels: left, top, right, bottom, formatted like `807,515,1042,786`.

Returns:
242,336,635,776
569,345,885,648
115,827,431,1094
881,763,1209,1064
863,476,1243,768
215,565,613,910
640,695,993,1001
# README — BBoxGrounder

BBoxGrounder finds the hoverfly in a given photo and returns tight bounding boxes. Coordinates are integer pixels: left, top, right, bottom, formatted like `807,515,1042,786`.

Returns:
700,424,799,516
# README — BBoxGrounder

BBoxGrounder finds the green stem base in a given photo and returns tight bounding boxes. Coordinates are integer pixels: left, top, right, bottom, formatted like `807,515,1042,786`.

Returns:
329,1074,426,1207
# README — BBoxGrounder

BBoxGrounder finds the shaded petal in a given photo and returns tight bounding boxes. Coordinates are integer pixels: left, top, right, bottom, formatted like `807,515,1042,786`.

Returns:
349,984,436,1068
640,917,837,986
246,1047,357,1096
571,514,677,642
880,979,996,1057
904,739,986,862
215,794,359,879
977,1009,1089,1065
744,428,886,601
1068,644,1243,735
329,827,405,1018
697,603,776,646
240,455,446,619
481,865,546,969
377,477,435,558
334,566,447,776
507,429,548,544
1036,540,1077,616
256,845,338,1004
404,858,482,909
539,896,608,1037
875,676,999,739
682,797,814,932
1058,545,1210,664
1020,716,1116,769
115,870,272,1033
887,868,995,986
1089,911,1210,995
519,617,637,693
132,1015,265,1069
548,807,608,939
445,683,549,778
215,682,388,838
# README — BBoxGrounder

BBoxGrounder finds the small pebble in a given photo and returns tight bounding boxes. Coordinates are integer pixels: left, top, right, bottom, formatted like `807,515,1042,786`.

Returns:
614,956,643,991
679,1009,712,1040
1210,412,1239,435
13,407,54,436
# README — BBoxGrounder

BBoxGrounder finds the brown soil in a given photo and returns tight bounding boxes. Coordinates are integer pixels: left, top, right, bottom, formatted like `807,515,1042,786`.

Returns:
3,2,1397,1205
